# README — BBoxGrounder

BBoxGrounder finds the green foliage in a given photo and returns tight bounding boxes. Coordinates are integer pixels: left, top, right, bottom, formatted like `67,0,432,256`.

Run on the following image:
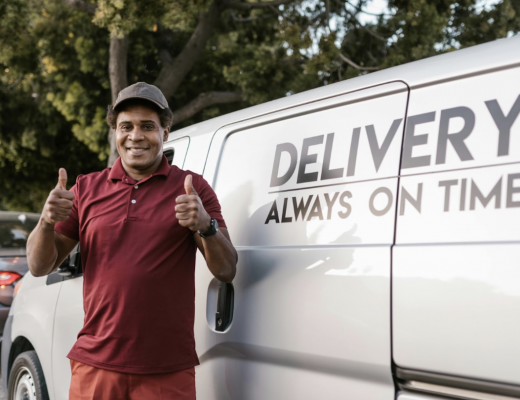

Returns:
0,0,518,212
92,0,211,37
0,0,105,212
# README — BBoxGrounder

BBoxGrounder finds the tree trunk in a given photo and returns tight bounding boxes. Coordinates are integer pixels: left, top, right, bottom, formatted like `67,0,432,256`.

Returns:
154,2,221,99
107,36,129,167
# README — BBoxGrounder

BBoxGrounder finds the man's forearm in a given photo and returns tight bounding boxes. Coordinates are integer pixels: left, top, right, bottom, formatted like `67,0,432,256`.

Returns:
27,221,59,277
198,231,237,283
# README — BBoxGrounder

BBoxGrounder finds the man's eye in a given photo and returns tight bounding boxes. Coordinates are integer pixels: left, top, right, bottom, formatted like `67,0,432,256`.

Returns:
121,125,131,131
144,125,155,130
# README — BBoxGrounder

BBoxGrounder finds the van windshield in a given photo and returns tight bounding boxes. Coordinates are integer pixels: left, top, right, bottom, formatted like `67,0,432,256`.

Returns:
0,213,39,256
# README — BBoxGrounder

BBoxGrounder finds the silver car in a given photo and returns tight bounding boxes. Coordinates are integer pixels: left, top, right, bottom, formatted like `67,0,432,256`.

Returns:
0,211,40,334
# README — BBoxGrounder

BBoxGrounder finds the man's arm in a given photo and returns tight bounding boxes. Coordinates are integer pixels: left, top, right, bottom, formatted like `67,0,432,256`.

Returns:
26,169,79,277
193,227,236,282
175,175,237,283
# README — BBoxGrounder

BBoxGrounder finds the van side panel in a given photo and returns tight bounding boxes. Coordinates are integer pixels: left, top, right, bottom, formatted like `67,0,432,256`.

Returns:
52,277,84,400
394,67,520,385
195,83,408,399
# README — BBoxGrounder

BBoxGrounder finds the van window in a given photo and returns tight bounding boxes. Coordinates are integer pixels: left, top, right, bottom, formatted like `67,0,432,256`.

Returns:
164,149,174,165
163,136,190,168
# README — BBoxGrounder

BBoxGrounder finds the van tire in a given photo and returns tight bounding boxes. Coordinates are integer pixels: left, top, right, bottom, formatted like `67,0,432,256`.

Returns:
7,350,49,400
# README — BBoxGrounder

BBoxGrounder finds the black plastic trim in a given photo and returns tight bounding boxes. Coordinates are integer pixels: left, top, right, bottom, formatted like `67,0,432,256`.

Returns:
164,149,174,165
396,367,520,399
46,246,83,285
46,271,63,285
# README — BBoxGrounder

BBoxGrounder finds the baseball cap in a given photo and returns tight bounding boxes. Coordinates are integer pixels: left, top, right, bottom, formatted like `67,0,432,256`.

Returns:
114,82,169,110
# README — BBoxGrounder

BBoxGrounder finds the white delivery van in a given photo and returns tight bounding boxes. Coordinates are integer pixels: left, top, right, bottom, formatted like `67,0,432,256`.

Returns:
2,35,520,400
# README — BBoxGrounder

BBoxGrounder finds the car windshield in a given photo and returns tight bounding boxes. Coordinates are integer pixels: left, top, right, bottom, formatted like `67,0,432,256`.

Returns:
0,213,40,256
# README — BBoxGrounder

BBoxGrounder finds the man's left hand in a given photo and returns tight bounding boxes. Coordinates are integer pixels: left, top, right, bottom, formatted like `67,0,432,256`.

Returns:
175,175,211,232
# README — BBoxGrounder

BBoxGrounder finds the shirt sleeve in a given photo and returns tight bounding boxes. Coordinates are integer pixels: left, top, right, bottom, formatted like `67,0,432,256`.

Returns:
54,178,81,241
194,174,227,229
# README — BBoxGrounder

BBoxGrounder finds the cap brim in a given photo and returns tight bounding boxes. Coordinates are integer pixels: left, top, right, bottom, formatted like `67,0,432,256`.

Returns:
114,96,166,110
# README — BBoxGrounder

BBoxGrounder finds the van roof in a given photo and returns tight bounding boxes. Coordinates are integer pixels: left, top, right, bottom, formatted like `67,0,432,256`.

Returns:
167,35,520,141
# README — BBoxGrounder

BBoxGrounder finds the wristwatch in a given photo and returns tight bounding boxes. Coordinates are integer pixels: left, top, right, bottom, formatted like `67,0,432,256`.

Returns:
198,218,219,238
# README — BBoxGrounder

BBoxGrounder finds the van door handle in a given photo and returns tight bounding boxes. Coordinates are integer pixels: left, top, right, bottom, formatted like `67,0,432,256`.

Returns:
216,282,234,332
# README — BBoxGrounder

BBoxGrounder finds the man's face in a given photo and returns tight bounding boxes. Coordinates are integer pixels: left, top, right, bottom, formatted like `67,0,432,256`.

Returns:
115,103,169,179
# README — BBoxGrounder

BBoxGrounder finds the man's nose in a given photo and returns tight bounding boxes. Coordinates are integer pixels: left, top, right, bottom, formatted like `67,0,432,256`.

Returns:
128,127,145,141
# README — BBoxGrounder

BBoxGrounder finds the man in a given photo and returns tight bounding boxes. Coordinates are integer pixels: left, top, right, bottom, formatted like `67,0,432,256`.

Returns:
26,82,237,399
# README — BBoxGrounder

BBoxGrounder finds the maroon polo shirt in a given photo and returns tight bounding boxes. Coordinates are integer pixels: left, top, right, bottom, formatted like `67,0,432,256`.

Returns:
55,156,226,374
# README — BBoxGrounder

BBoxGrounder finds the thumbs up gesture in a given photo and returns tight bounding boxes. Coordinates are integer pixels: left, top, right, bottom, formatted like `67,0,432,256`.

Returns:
175,174,211,232
42,168,75,226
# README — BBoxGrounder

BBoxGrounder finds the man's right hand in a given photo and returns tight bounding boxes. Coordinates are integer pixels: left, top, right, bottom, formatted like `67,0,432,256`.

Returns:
42,168,74,226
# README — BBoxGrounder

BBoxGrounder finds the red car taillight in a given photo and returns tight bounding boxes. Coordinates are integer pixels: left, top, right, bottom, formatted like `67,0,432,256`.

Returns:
0,272,22,286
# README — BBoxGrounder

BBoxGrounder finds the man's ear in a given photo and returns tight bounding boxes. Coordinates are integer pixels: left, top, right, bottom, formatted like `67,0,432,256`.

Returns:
163,127,170,141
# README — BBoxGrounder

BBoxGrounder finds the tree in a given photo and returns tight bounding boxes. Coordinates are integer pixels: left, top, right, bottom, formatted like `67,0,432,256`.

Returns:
1,0,518,212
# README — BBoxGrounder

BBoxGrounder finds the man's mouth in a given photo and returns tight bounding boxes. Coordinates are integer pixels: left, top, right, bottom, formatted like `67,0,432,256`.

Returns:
127,147,149,155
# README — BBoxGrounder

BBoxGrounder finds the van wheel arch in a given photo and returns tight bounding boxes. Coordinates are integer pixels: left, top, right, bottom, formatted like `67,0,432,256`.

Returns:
8,337,34,384
8,350,49,400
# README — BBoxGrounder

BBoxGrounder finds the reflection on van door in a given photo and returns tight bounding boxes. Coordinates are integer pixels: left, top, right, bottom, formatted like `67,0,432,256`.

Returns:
195,82,409,399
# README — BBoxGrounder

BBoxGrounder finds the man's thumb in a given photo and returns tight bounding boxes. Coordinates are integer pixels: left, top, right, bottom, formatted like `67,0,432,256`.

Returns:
184,174,197,196
58,168,68,190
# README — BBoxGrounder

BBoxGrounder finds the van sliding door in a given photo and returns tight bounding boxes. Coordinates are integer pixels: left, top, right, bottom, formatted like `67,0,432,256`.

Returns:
393,67,520,399
195,82,408,399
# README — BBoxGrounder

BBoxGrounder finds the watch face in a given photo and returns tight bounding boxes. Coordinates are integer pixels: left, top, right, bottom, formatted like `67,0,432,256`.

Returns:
199,218,218,238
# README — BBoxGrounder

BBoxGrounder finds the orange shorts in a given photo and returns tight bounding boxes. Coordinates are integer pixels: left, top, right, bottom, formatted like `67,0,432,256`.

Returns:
69,359,196,400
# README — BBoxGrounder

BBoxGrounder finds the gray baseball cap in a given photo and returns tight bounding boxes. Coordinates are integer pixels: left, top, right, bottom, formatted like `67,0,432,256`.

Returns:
114,82,169,110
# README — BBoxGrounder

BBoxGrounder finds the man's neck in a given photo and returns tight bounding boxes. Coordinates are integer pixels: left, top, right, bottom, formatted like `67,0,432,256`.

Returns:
120,158,162,181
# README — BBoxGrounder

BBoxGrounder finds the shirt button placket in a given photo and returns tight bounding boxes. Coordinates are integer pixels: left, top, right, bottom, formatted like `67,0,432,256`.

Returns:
128,183,138,218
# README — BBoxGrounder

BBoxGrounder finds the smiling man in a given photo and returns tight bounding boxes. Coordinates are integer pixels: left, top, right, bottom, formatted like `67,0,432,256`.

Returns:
26,82,237,400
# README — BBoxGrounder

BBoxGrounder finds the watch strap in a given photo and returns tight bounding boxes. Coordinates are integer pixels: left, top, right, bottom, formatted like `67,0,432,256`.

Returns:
198,218,218,238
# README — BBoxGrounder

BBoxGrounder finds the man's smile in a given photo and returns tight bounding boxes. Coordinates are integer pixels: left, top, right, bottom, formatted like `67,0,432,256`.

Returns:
126,146,150,155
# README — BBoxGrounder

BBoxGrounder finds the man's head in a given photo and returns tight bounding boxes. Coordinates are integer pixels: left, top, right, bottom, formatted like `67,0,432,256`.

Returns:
106,83,173,179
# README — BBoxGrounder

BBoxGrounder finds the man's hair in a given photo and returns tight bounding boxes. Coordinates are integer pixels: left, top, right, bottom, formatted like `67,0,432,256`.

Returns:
106,99,174,130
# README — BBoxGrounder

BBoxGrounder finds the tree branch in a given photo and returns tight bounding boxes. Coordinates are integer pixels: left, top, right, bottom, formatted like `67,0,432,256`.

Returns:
345,0,393,17
268,4,294,23
223,0,297,10
339,53,379,71
154,2,221,99
60,0,96,14
333,0,387,42
357,19,386,42
170,92,242,126
230,10,274,22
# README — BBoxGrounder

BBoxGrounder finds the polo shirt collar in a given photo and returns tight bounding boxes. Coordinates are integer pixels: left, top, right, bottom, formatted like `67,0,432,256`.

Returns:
108,155,171,183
